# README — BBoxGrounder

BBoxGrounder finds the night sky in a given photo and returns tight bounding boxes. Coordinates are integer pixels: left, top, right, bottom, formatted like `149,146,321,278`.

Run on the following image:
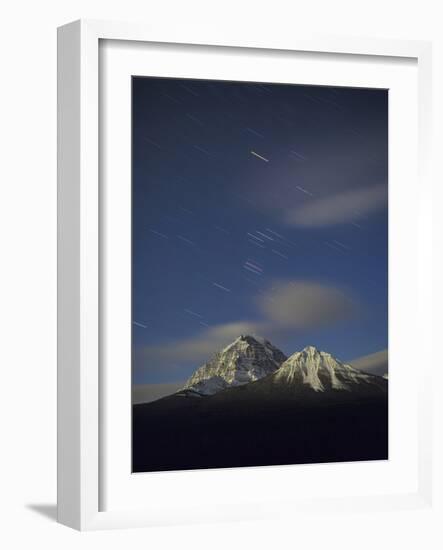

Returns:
132,77,388,386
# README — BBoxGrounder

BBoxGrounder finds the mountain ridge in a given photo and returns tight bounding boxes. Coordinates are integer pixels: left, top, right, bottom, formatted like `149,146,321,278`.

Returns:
273,344,387,393
133,335,388,472
181,334,287,396
179,336,386,398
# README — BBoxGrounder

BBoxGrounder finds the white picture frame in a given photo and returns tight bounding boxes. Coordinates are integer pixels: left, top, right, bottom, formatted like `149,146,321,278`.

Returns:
57,19,434,531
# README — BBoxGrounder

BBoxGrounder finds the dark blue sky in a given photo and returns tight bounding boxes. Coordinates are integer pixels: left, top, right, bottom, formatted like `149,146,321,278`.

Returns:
132,77,388,385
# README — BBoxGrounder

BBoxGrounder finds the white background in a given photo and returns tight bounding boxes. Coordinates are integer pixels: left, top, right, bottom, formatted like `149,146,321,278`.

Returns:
0,1,442,548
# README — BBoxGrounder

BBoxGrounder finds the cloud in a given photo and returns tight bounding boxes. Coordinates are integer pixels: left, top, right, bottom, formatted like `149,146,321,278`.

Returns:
285,184,387,227
138,280,358,373
258,280,356,329
348,349,388,376
141,321,261,365
132,382,185,404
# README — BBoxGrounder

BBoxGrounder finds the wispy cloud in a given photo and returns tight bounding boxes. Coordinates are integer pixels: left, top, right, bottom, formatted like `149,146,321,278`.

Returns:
132,382,185,404
138,280,358,370
140,321,261,366
257,280,356,330
285,184,387,227
348,349,388,376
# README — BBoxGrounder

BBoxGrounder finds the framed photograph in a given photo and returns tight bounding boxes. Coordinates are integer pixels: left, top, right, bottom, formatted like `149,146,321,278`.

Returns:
57,20,433,530
131,76,391,473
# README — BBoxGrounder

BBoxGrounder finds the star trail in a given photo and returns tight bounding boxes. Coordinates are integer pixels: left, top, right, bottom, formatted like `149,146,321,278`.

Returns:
132,77,388,385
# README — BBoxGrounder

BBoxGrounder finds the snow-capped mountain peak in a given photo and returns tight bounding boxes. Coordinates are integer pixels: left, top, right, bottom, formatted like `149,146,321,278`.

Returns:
274,346,384,393
179,338,386,398
181,335,287,396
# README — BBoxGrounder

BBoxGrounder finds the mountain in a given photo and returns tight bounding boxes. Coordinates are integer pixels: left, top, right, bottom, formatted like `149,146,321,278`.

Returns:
196,344,387,407
272,345,387,394
180,334,287,396
133,338,388,472
180,339,386,398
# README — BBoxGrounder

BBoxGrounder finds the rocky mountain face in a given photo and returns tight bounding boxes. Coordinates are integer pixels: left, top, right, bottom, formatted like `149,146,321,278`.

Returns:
134,337,388,472
273,345,387,393
180,337,386,397
181,335,287,396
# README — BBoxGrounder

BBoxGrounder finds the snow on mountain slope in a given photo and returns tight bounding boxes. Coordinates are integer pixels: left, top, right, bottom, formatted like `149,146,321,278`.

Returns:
273,345,386,393
181,335,287,396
